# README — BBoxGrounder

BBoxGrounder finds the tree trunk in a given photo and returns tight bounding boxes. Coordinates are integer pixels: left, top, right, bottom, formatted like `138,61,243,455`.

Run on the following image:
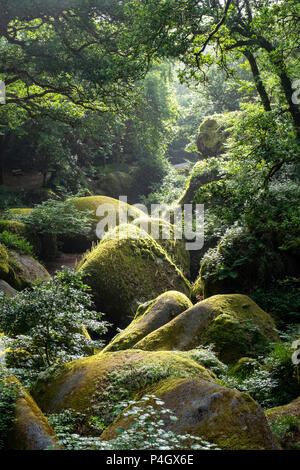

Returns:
278,69,300,141
244,51,272,112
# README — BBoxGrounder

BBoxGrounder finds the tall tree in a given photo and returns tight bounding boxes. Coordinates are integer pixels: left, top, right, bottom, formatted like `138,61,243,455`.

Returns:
125,0,300,139
0,0,154,184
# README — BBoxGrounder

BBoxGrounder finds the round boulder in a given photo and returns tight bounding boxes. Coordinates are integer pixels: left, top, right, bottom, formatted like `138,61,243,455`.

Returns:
77,224,191,328
133,294,278,364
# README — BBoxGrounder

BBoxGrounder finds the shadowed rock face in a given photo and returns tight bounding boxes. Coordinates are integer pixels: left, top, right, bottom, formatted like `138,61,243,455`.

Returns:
5,378,59,451
101,377,280,450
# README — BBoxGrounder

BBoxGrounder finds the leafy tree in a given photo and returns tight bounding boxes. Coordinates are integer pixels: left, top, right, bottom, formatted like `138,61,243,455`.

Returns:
125,0,300,139
0,0,158,184
0,269,110,371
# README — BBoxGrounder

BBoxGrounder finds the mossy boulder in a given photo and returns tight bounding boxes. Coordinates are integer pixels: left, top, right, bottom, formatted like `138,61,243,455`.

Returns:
77,224,191,327
101,377,279,450
102,291,192,353
63,195,145,252
11,251,50,285
132,217,190,276
93,171,136,201
31,349,214,431
266,397,300,450
4,377,59,450
133,294,278,364
198,224,300,299
232,357,265,379
0,243,23,289
196,114,233,159
0,219,27,237
0,280,17,298
178,159,221,206
69,195,144,233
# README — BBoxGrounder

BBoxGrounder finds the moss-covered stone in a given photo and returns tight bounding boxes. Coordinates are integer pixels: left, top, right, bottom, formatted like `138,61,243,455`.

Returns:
77,224,191,327
132,217,190,276
196,113,234,158
102,291,192,353
101,376,279,450
11,251,50,285
0,219,27,236
31,349,214,423
178,159,221,207
93,171,136,201
4,376,59,450
0,279,17,298
0,243,23,289
61,195,145,252
266,397,300,450
133,294,278,364
266,396,300,420
232,357,265,379
69,195,144,233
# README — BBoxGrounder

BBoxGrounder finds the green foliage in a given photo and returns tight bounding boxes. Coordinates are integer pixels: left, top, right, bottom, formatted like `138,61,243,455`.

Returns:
269,415,299,443
198,179,300,297
252,278,300,329
0,188,22,210
0,269,110,373
0,366,19,449
88,363,179,429
140,166,190,206
51,395,219,450
0,231,34,256
6,199,93,238
221,330,300,409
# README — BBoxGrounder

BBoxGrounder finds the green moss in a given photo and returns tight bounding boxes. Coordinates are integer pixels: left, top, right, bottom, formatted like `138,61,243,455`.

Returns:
102,376,278,450
196,113,235,158
6,208,33,217
0,243,23,289
132,217,190,276
102,291,192,353
77,224,191,327
178,159,221,206
232,357,265,379
133,294,278,364
69,195,144,230
31,349,214,432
